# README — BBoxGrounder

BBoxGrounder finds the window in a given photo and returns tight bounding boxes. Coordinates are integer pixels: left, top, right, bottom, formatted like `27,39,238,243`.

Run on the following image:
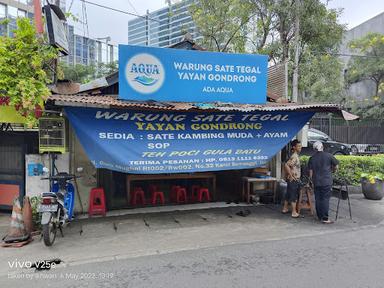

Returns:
8,6,18,18
18,9,27,18
113,47,118,62
0,4,5,18
8,6,18,36
101,43,107,63
308,129,329,142
0,4,6,36
75,37,82,57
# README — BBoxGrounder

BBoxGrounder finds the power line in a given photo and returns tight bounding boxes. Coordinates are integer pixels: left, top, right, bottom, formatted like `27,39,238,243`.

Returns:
126,0,138,15
68,0,74,12
307,50,383,58
81,0,160,23
81,0,89,38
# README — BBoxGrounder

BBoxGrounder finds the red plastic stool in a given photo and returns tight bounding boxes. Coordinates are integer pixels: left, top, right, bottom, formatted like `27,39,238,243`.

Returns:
151,191,165,205
176,187,187,204
198,188,211,202
190,185,200,202
131,187,146,206
88,188,106,217
170,185,181,202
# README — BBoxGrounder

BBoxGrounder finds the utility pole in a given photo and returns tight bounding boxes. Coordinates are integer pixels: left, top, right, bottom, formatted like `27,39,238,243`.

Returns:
292,0,300,103
33,0,44,34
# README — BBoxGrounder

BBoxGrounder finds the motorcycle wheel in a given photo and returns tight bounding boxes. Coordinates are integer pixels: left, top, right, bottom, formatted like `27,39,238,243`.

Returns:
43,221,57,246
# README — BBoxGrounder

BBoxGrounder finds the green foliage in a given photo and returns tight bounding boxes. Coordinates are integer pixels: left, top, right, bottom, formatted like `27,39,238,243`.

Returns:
29,195,42,230
361,172,384,184
190,0,252,52
299,52,345,103
347,33,384,88
59,61,118,84
294,0,345,103
301,155,384,185
190,0,345,102
0,18,58,126
346,33,384,118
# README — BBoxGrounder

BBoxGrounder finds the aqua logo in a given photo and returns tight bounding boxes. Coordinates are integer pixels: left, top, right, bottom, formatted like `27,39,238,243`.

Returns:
125,53,165,94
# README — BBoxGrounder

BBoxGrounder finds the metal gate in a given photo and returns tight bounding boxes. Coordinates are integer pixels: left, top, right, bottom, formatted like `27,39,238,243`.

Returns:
310,115,384,144
0,132,38,210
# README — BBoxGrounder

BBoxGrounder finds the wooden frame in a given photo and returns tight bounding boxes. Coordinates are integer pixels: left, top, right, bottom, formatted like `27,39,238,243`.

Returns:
242,177,277,204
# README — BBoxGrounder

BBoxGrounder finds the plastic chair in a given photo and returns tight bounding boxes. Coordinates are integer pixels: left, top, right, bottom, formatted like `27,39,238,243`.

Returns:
176,187,187,204
88,188,106,217
198,188,211,202
151,191,165,205
131,187,146,206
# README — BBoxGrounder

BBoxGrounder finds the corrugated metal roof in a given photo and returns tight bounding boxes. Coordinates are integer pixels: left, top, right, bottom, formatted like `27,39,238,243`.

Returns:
48,94,342,113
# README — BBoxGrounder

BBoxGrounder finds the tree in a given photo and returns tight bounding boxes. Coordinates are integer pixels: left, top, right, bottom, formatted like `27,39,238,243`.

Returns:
190,0,346,103
189,0,252,52
346,33,384,102
0,18,58,125
299,51,344,103
268,0,345,102
345,33,384,119
59,61,118,84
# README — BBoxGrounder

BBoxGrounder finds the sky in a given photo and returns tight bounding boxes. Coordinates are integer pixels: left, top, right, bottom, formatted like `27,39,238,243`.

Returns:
68,0,384,46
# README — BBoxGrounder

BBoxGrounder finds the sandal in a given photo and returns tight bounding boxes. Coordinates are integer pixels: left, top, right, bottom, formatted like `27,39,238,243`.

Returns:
322,220,334,224
291,213,300,218
281,209,289,214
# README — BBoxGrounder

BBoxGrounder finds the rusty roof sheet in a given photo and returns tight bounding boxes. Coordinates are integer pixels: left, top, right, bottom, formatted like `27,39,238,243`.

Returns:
48,94,344,113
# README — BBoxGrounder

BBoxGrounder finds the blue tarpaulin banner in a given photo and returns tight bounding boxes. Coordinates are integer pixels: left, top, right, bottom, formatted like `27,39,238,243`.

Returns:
118,45,268,104
65,107,314,174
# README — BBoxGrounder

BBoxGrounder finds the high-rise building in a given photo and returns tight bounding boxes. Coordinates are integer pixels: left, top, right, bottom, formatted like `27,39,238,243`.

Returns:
128,0,201,47
62,25,118,66
0,0,34,37
0,0,118,66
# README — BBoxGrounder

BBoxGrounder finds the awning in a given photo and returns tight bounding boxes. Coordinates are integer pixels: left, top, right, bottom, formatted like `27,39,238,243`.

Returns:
48,94,358,121
65,106,315,174
50,94,358,174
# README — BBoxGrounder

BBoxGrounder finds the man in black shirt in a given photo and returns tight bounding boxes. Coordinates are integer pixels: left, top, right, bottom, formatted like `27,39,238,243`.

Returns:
308,141,339,224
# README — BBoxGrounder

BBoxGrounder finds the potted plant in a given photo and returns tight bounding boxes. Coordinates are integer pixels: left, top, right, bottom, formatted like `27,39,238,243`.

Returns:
361,173,384,200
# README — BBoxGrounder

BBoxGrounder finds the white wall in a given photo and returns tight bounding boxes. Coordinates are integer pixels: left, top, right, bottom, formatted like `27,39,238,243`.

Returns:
25,153,70,198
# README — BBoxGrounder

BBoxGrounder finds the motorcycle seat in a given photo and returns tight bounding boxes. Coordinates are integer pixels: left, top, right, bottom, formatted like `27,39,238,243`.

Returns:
42,192,58,198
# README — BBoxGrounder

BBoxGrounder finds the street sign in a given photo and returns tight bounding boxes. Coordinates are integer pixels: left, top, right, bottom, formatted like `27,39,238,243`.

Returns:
44,4,69,55
119,45,268,104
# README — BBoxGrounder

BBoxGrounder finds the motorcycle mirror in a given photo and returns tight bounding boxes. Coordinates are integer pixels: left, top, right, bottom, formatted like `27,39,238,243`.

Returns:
76,167,84,173
42,167,49,173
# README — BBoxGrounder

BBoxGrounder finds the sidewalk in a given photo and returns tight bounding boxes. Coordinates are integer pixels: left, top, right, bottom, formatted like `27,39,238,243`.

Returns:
1,194,384,277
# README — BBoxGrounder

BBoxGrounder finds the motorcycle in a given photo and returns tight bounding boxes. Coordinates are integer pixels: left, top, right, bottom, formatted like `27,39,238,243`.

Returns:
38,169,81,246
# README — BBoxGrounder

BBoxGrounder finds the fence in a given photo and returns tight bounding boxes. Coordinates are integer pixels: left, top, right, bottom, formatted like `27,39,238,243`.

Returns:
309,115,384,144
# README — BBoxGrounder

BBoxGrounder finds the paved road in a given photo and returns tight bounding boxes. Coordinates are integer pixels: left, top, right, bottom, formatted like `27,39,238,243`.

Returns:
3,222,384,288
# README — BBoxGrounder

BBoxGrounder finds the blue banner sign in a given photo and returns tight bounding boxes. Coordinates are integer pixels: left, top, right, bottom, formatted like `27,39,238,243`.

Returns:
66,107,314,174
118,45,268,104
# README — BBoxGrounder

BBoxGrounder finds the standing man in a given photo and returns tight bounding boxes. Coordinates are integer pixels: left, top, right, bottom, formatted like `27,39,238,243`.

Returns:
308,141,339,224
282,140,302,218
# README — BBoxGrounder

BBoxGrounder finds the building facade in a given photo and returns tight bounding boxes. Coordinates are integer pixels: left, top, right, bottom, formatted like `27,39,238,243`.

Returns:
128,0,201,47
0,0,34,37
62,24,118,66
0,0,117,66
339,12,384,102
